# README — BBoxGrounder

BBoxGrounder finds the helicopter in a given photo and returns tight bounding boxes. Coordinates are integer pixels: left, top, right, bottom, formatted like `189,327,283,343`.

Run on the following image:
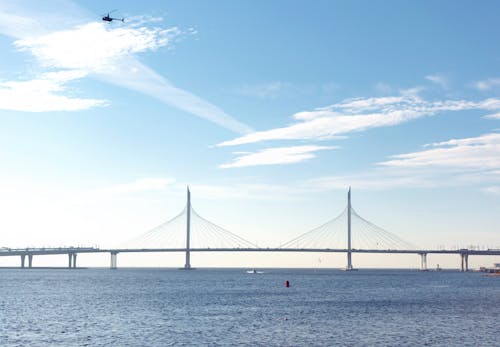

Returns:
102,10,124,23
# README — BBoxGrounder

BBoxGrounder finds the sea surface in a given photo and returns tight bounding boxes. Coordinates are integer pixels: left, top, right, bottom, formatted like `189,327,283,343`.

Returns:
0,268,498,346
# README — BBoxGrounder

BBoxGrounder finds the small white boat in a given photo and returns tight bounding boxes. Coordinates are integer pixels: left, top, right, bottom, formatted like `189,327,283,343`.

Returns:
246,269,264,274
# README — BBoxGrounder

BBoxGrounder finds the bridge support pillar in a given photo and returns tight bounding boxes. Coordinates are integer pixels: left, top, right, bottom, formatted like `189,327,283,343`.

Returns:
346,251,353,271
184,187,192,270
184,252,191,270
460,253,469,272
420,253,428,271
68,253,72,268
28,254,33,268
21,254,26,268
345,187,354,271
110,252,118,269
72,253,77,268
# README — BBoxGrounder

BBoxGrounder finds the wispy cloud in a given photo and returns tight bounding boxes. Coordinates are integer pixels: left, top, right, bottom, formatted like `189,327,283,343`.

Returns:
48,135,500,204
483,112,500,120
98,59,253,134
472,78,500,91
218,90,500,146
235,81,290,99
303,132,500,192
234,81,339,99
219,145,336,168
425,74,448,88
0,70,106,111
381,133,500,169
125,15,165,28
15,22,179,72
374,82,394,94
0,3,252,133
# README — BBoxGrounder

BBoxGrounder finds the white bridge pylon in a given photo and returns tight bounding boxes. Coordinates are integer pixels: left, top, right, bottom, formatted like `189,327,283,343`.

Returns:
122,187,416,270
279,187,416,270
122,187,260,268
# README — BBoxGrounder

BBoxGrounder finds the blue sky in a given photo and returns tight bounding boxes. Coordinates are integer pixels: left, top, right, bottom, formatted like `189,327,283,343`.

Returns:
0,0,499,268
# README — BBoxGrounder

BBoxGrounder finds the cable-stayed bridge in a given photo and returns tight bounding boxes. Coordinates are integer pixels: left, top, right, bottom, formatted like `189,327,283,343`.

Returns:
1,188,499,270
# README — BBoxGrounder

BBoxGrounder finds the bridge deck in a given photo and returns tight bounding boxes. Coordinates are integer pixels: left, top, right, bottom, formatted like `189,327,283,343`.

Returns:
1,247,499,256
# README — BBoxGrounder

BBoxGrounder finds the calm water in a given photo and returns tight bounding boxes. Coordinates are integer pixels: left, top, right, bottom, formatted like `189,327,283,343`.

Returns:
0,268,498,346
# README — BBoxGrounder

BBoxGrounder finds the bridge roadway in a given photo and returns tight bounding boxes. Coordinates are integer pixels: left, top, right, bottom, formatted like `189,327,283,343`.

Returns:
1,247,499,271
99,247,500,256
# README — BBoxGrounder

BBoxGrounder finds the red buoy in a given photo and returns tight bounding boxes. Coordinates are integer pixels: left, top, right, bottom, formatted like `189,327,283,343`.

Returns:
285,280,290,288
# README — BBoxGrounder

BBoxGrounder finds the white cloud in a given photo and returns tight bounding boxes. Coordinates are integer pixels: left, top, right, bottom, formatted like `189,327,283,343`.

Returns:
425,74,448,88
374,82,394,94
235,81,289,99
303,133,500,192
0,70,106,112
15,22,179,72
126,15,165,28
220,145,336,168
483,112,500,120
0,4,252,133
380,133,500,169
472,78,500,91
218,92,500,147
234,81,339,100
